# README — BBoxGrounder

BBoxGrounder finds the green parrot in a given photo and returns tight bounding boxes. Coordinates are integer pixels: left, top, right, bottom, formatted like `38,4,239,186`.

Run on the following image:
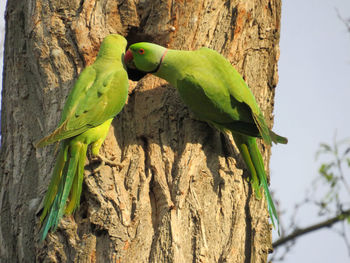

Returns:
36,34,129,240
124,43,287,229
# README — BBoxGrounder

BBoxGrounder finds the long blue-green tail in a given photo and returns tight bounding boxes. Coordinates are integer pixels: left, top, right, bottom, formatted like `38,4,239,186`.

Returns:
40,141,87,241
232,132,279,230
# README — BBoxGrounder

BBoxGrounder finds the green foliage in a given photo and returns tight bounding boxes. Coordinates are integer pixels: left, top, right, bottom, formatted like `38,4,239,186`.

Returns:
315,137,350,218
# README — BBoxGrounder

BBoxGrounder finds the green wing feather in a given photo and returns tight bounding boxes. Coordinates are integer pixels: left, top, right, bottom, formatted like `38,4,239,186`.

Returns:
196,48,287,145
60,66,97,123
270,130,288,144
36,68,128,148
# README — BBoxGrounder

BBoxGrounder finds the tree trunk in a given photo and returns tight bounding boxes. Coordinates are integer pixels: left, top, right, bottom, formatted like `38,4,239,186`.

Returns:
0,0,281,262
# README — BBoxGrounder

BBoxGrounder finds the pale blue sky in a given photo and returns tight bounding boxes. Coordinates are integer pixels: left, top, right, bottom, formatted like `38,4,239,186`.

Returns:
0,0,349,262
271,0,350,262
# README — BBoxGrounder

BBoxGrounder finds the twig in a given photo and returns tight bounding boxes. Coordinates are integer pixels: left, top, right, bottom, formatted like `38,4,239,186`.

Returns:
333,134,350,195
335,8,350,32
273,209,350,248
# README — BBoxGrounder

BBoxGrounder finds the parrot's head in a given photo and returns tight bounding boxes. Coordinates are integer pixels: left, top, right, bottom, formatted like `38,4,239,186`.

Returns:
124,42,167,73
103,34,127,47
98,34,127,59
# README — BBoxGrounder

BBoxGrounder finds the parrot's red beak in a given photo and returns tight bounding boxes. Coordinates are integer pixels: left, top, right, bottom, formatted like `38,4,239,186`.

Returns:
124,50,134,67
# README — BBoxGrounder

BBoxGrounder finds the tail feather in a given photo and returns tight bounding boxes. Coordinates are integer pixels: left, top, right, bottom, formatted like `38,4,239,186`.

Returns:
55,150,79,225
41,189,61,241
76,145,87,208
248,138,279,230
66,144,87,214
232,132,279,231
260,172,278,230
40,141,87,241
233,136,261,200
40,143,68,222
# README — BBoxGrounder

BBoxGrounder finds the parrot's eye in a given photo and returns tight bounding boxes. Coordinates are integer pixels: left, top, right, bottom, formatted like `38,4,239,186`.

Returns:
138,48,145,55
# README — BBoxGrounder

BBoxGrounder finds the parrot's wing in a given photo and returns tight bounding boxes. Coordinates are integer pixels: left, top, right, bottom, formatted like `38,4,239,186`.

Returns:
196,47,275,145
36,67,128,147
67,68,127,129
59,66,97,124
225,73,287,144
226,76,287,145
176,74,261,138
226,68,272,145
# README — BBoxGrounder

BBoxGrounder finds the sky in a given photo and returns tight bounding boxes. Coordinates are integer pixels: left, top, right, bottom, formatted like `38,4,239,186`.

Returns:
0,0,349,262
271,0,350,262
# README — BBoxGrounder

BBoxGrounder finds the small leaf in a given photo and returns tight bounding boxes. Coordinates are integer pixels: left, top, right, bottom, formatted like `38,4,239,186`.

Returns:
320,143,332,152
347,158,350,167
330,177,337,188
318,163,335,183
316,143,333,159
343,147,350,156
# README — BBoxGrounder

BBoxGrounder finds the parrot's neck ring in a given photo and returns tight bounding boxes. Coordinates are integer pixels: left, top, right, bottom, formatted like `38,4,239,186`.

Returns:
149,49,168,73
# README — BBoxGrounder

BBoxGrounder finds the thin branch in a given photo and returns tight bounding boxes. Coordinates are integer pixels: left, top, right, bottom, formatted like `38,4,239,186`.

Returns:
333,134,350,195
336,8,350,32
334,220,350,256
273,209,350,248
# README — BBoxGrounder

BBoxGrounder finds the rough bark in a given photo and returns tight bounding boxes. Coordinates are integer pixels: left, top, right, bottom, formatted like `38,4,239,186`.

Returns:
0,0,281,262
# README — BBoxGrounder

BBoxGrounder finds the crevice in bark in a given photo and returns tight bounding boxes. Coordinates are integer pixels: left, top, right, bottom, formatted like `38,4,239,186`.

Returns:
91,221,109,237
125,26,153,46
76,0,85,16
149,181,158,231
244,186,253,263
220,132,232,160
139,135,150,175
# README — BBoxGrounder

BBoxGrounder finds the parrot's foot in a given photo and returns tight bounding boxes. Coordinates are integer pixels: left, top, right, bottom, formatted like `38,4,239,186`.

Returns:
91,154,123,173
